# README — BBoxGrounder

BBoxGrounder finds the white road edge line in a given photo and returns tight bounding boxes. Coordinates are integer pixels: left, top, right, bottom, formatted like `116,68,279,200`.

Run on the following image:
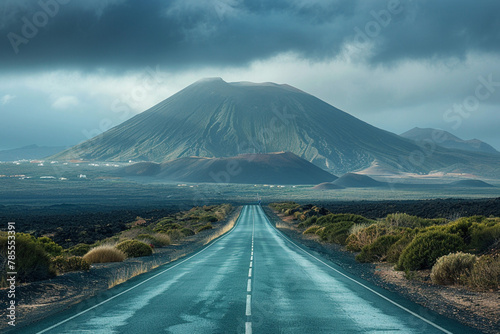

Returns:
260,207,454,334
36,207,246,334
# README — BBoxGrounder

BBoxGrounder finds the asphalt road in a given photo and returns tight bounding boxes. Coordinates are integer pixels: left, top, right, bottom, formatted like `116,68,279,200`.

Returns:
18,205,480,333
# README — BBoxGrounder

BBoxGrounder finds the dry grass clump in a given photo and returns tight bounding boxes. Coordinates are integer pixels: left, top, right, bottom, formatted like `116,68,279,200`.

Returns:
431,252,477,285
430,252,499,291
151,232,171,245
83,245,126,264
468,254,500,291
345,223,380,251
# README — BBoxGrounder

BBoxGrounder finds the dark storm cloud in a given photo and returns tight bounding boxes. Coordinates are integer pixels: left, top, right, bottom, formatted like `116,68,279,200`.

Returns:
1,0,499,72
369,1,500,63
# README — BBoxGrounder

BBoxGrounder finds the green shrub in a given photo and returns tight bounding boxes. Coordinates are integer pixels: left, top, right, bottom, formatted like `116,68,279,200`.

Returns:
445,218,475,244
386,231,416,263
65,243,92,256
298,216,317,228
156,217,175,225
430,218,449,225
316,221,355,245
294,211,306,221
270,202,299,213
469,224,500,252
397,231,465,271
180,228,195,237
166,229,184,241
384,213,425,228
317,214,371,226
315,226,325,236
150,232,171,246
211,206,231,221
384,213,447,229
356,235,401,263
430,252,477,285
0,233,55,286
303,225,321,235
201,215,218,223
135,233,171,247
154,222,182,233
196,224,213,233
36,236,63,256
135,234,152,240
52,256,90,274
83,245,126,264
346,224,386,251
467,255,500,291
116,240,153,258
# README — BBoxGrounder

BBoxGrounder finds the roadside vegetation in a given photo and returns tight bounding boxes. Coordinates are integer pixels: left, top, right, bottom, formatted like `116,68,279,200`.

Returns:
82,245,126,264
270,202,500,291
0,204,233,287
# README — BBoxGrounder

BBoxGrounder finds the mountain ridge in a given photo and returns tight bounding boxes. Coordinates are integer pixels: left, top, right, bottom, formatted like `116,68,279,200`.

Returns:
400,127,499,155
51,78,500,177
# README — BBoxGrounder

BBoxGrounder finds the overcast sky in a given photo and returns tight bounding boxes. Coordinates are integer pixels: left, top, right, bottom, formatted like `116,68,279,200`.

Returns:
0,0,499,150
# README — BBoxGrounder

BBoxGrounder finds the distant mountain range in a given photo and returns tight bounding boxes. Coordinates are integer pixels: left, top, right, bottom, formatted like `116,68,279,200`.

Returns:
400,127,499,155
0,145,68,161
121,152,337,185
332,173,386,188
51,78,500,177
313,173,495,190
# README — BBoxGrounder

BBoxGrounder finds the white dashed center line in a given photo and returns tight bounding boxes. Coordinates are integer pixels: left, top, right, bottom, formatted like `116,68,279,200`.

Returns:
246,295,252,316
245,322,252,334
245,206,256,334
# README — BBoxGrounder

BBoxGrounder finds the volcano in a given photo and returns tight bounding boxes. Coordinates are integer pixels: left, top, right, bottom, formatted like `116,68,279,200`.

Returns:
52,78,500,176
